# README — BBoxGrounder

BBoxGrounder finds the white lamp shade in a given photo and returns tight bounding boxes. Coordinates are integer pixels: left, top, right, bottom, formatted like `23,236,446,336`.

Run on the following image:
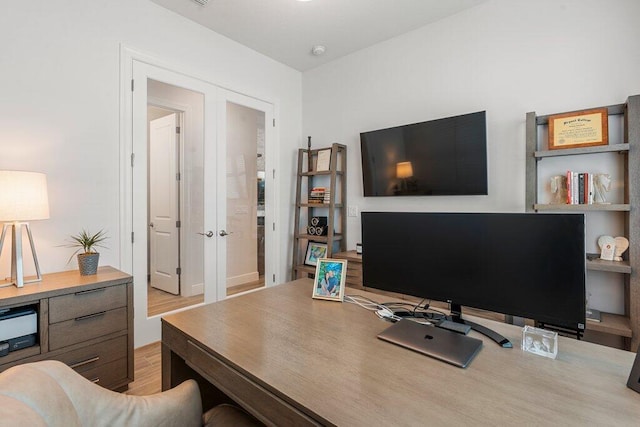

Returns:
396,161,414,179
0,171,50,221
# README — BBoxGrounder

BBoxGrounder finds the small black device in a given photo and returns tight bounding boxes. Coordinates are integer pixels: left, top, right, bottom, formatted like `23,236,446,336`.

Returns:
8,334,36,352
437,319,472,335
308,216,328,236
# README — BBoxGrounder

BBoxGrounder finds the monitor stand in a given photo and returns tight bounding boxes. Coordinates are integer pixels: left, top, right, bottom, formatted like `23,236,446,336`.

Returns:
450,304,513,348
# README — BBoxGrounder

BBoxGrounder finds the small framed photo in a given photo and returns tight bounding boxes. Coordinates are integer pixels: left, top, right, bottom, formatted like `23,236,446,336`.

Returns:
304,242,327,266
315,148,332,171
312,258,347,301
521,325,558,359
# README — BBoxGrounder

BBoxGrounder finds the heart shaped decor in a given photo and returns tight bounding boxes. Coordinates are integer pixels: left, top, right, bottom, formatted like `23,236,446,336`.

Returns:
614,236,629,260
597,235,615,250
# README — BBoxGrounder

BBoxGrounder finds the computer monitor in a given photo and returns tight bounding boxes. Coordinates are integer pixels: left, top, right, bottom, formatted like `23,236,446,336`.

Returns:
361,212,586,341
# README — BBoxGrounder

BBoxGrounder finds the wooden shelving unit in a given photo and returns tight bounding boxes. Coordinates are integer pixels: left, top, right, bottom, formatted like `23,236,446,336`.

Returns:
525,95,639,350
291,143,347,279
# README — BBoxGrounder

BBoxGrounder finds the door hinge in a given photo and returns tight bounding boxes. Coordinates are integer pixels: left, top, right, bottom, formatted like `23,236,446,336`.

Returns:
273,118,276,127
272,273,276,283
176,220,181,228
130,153,135,167
131,232,134,243
272,222,275,231
131,79,134,92
176,172,181,181
176,267,182,275
176,126,181,134
272,169,275,179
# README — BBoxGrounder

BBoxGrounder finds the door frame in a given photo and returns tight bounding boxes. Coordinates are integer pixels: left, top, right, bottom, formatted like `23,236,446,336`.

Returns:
216,89,277,300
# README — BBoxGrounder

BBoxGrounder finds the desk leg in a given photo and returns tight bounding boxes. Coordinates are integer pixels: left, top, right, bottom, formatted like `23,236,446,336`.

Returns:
161,342,173,392
161,342,236,411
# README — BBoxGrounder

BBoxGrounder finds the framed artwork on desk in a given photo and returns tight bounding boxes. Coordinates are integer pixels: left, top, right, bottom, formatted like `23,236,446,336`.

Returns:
312,258,347,301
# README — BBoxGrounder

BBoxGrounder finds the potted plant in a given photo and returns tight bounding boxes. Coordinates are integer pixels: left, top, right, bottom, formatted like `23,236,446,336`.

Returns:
66,229,108,276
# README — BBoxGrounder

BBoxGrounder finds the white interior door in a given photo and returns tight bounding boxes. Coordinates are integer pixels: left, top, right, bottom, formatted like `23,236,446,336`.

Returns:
129,59,217,347
217,89,276,298
149,113,179,295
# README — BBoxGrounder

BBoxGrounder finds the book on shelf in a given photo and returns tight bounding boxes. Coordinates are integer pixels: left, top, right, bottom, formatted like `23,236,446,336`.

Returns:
565,171,596,205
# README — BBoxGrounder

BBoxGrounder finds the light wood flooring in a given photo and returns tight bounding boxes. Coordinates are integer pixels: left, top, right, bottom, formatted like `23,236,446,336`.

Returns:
131,278,266,396
126,341,162,396
147,278,265,317
147,284,204,317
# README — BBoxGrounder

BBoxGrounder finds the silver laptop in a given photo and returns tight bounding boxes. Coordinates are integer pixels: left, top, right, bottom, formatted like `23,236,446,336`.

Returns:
377,319,483,368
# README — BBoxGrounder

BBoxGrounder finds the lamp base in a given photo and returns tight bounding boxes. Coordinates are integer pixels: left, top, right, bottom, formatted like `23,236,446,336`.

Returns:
0,222,43,288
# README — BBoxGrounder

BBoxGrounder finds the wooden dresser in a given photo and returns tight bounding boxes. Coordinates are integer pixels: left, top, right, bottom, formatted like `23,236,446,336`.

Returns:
333,250,363,289
0,266,133,391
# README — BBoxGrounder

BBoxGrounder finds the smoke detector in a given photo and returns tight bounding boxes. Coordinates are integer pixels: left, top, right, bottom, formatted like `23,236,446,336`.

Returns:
192,0,210,6
311,45,326,56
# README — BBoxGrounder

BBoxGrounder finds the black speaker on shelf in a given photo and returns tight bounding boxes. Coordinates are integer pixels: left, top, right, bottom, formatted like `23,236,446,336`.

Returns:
308,216,328,236
310,216,327,227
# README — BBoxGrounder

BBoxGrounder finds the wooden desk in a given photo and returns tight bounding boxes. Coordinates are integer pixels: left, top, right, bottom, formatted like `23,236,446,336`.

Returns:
161,279,639,426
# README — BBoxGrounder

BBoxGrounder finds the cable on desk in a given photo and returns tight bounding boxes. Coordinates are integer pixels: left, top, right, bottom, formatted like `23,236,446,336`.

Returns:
344,295,403,322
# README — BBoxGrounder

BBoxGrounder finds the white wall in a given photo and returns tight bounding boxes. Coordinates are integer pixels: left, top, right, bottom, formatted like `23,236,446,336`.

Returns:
302,0,640,314
0,0,301,284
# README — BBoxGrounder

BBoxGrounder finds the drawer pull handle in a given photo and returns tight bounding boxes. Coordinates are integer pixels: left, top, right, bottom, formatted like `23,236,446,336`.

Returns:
90,377,100,384
74,311,106,322
75,288,106,296
69,356,100,369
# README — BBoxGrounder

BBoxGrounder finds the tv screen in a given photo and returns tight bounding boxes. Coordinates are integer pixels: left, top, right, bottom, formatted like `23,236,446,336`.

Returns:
360,111,487,196
361,212,586,332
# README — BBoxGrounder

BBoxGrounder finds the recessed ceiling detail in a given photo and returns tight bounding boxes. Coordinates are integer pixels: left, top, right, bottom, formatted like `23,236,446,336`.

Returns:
151,0,487,71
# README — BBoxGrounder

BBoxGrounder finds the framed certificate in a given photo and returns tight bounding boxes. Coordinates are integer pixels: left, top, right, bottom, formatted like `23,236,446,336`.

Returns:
315,148,332,171
548,108,608,150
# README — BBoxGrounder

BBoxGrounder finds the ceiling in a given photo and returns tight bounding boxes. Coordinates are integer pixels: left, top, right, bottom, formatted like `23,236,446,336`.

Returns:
150,0,487,71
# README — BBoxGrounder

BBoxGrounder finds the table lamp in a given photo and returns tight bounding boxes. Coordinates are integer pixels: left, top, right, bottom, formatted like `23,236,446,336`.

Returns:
0,171,50,287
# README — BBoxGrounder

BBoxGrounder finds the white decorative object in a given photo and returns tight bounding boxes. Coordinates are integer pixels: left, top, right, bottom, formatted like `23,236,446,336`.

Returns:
593,173,611,204
550,175,567,204
598,235,616,261
613,236,629,261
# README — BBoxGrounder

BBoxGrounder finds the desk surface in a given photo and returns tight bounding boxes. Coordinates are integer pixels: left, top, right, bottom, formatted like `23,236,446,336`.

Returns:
162,279,639,426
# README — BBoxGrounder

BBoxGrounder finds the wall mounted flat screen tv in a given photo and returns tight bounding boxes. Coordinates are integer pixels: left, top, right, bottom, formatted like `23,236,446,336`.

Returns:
360,111,487,196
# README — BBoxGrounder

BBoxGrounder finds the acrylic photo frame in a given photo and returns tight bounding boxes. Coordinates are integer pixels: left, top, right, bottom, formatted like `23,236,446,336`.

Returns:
312,258,347,301
521,325,558,359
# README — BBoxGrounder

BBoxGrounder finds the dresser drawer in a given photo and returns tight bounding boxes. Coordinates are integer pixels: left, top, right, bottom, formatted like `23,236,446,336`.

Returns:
78,357,128,390
55,334,127,373
49,307,128,351
49,284,127,324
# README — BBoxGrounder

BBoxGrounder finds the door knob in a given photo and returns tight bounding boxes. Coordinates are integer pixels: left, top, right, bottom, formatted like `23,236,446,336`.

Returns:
219,230,229,237
149,222,154,228
197,231,214,238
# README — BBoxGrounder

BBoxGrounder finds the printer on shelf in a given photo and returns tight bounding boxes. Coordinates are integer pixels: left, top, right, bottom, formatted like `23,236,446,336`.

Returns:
0,306,37,356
